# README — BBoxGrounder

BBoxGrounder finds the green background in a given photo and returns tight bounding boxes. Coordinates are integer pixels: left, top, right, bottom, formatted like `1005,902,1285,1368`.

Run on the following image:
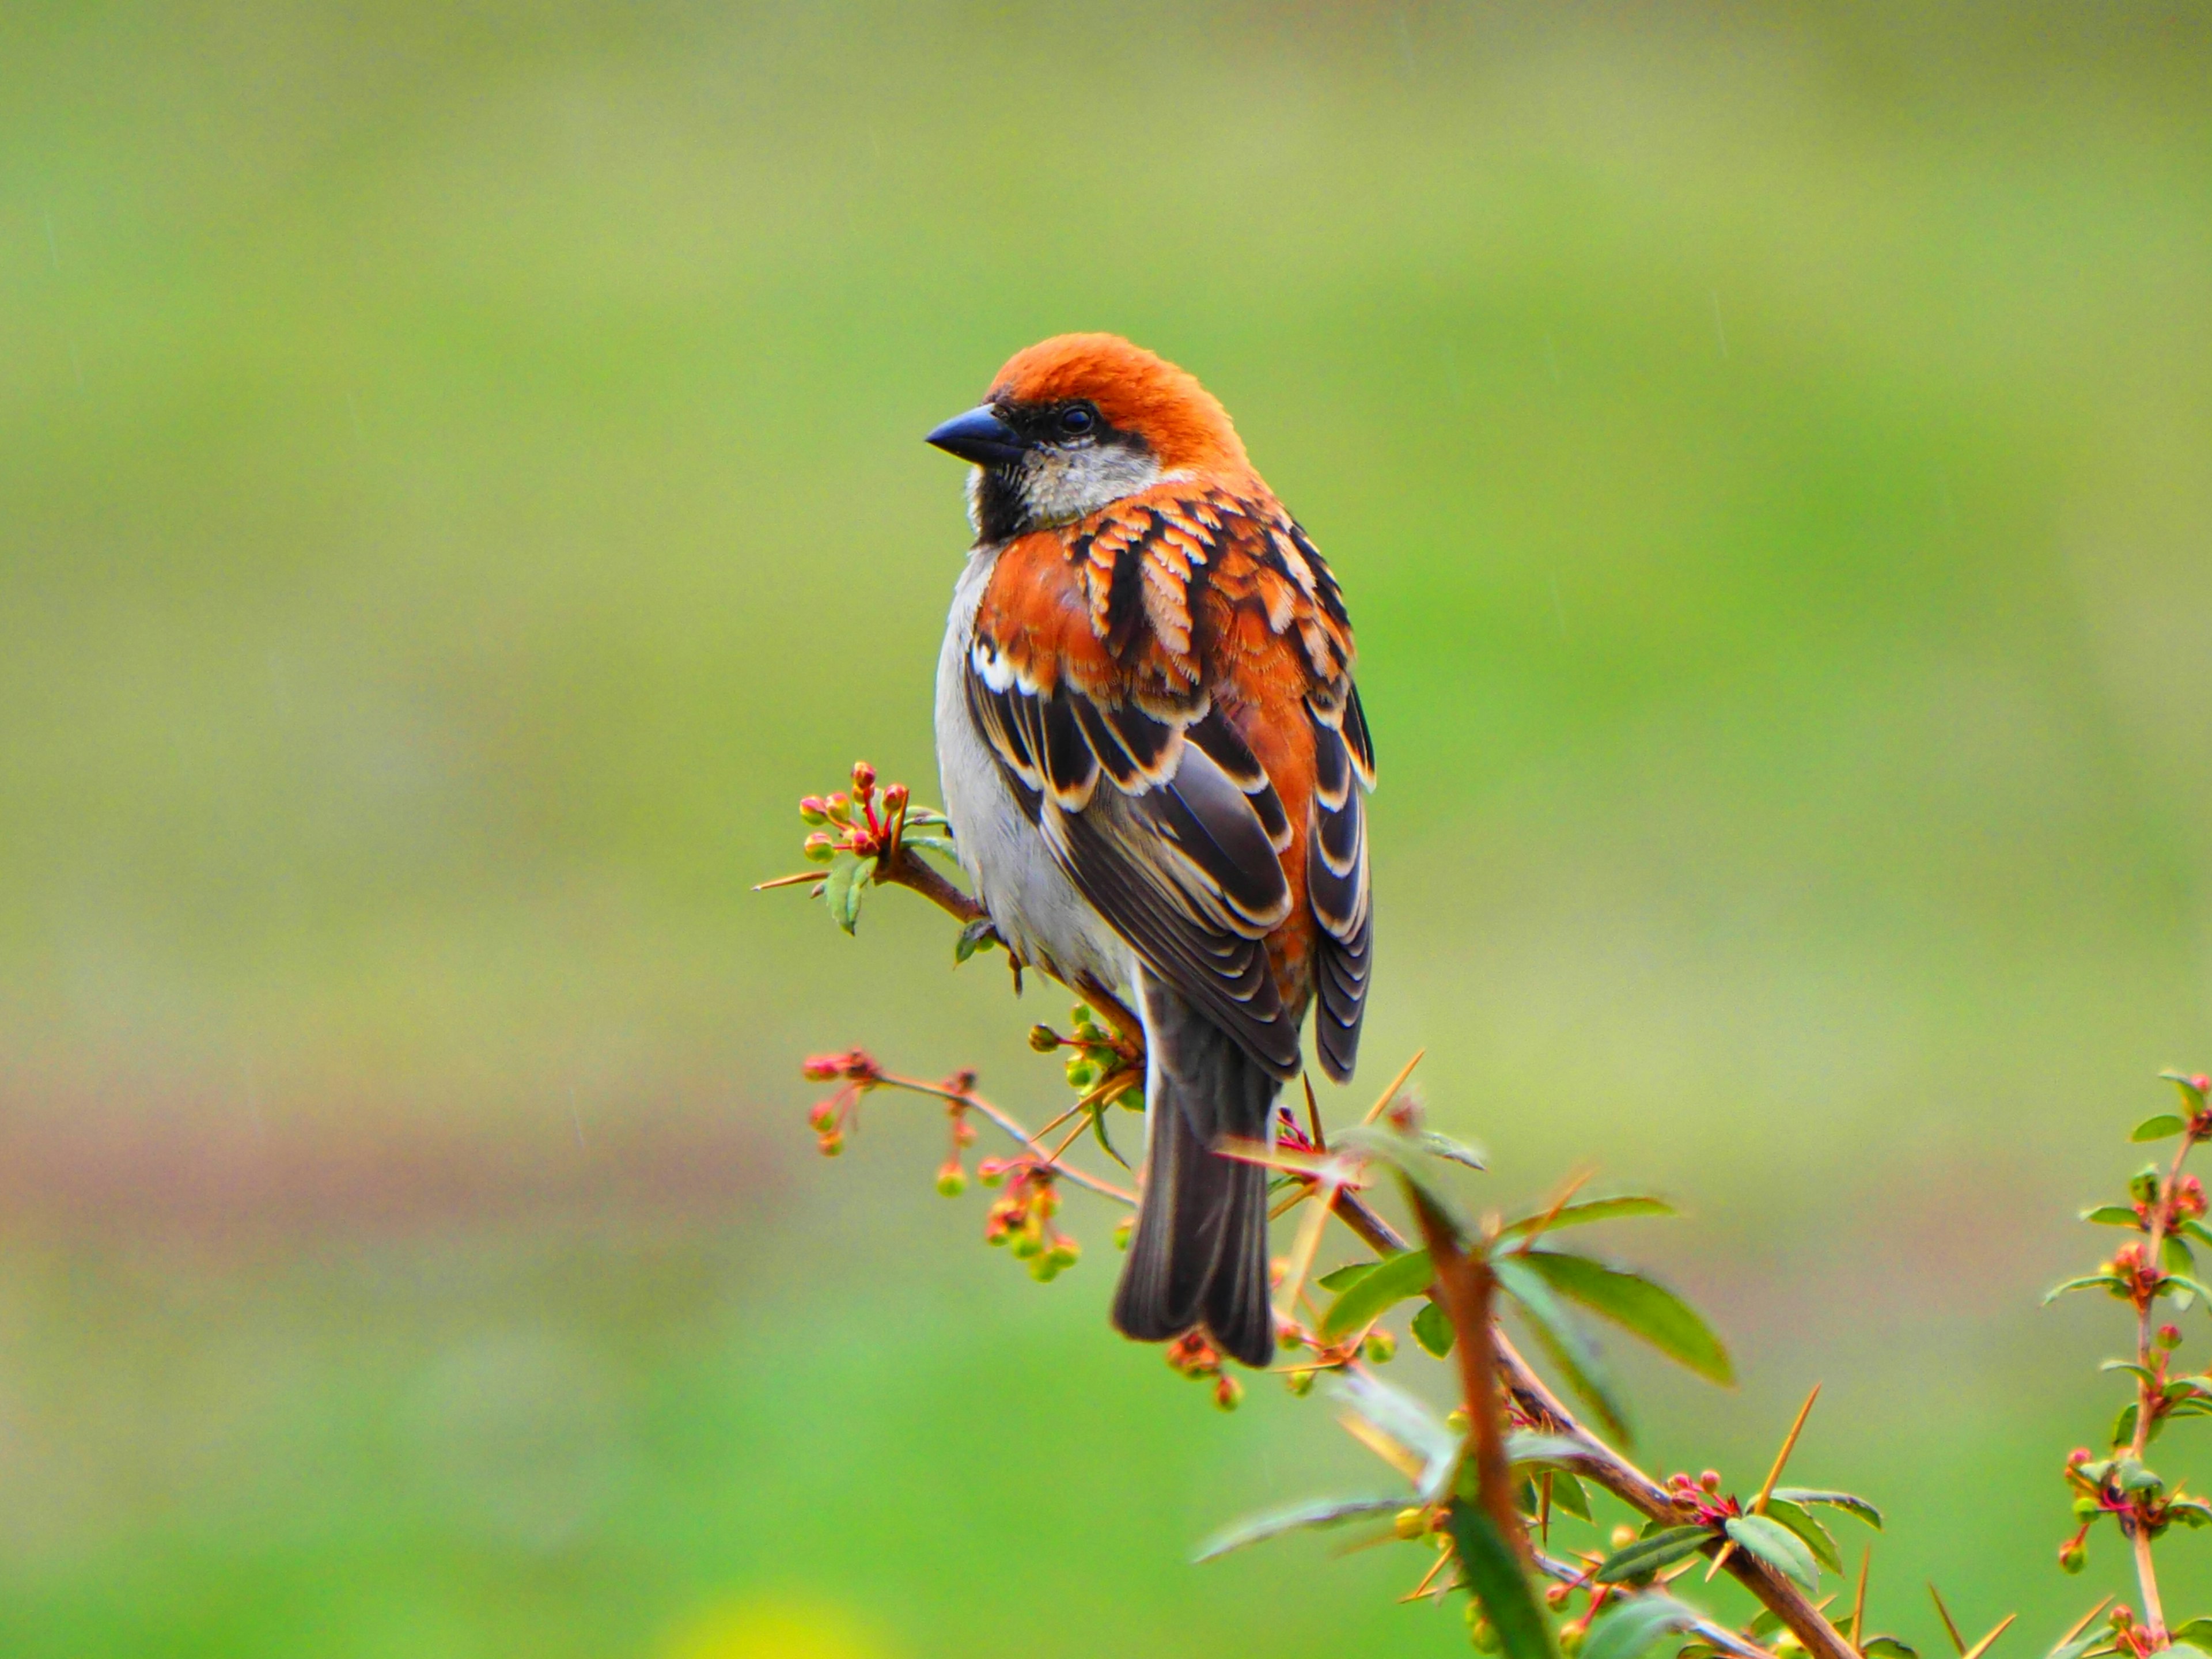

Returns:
5,3,2211,1653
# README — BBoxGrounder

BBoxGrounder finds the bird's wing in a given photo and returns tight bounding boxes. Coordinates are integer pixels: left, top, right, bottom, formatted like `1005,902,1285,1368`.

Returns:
965,483,1374,1081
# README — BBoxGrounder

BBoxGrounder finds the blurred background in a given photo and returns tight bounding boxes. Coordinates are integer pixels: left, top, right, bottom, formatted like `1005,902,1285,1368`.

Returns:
4,2,2211,1653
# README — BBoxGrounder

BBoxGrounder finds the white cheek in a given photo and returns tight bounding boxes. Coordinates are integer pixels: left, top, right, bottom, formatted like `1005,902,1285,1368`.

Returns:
964,467,983,535
1021,445,1164,524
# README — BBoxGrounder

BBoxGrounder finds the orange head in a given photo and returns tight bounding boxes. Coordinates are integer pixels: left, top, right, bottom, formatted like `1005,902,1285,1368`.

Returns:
925,334,1251,540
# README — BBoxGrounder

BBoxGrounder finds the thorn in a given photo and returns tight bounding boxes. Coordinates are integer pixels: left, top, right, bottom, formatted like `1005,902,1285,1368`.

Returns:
2055,1600,2113,1651
1928,1584,1967,1657
1513,1165,1598,1254
1959,1613,2016,1659
1754,1384,1823,1513
1850,1545,1870,1647
1361,1048,1427,1125
1303,1073,1327,1150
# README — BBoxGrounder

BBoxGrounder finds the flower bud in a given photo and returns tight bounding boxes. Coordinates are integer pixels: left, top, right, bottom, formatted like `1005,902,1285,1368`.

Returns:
953,1119,976,1146
1050,1239,1080,1268
1611,1524,1637,1550
2073,1495,2100,1520
1011,1231,1043,1260
1268,1256,1289,1287
850,761,876,798
824,792,850,819
1028,1024,1060,1052
1543,1582,1572,1609
1468,1610,1502,1653
978,1159,1007,1188
801,1055,842,1082
806,1101,836,1130
1028,1255,1059,1282
2059,1537,2087,1574
1558,1624,1584,1655
881,781,908,812
1113,1215,1134,1251
804,833,836,863
1213,1374,1243,1411
1285,1369,1316,1397
1395,1508,1427,1541
2111,1607,2135,1631
1066,1058,1099,1089
799,796,828,824
2160,1324,2184,1350
2067,1446,2093,1467
935,1159,966,1198
1699,1469,1721,1493
1446,1408,1471,1434
817,1131,843,1157
1363,1330,1396,1363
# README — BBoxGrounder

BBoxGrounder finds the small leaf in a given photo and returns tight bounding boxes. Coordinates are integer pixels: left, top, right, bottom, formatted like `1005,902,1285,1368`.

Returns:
2184,1220,2212,1249
1494,1255,1634,1443
1335,1124,1479,1244
2134,1115,2188,1142
953,917,998,963
1327,1370,1461,1500
1763,1497,1842,1573
1864,1639,1919,1659
2161,1272,2212,1304
1594,1524,1717,1582
1724,1514,1819,1590
1193,1495,1412,1560
1414,1129,1490,1171
2169,1622,2212,1647
2081,1206,2144,1228
1772,1487,1884,1529
899,833,959,857
2044,1275,2125,1304
2101,1360,2158,1382
1447,1505,1559,1659
1581,1593,1706,1659
1502,1195,1678,1238
1412,1300,1456,1357
1506,1431,1591,1471
1317,1260,1381,1293
1516,1249,1734,1384
1321,1248,1434,1339
1550,1472,1592,1520
2112,1456,2163,1493
821,857,859,933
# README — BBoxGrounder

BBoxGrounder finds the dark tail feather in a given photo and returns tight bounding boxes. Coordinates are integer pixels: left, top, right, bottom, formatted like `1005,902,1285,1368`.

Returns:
1111,974,1279,1369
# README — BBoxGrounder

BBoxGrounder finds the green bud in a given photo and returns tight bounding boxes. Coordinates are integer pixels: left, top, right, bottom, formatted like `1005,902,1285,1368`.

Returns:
935,1165,966,1198
2073,1496,2100,1520
1066,1059,1099,1089
1364,1330,1397,1363
1285,1369,1316,1397
2060,1539,2087,1574
1028,1024,1059,1053
1028,1256,1059,1282
1011,1231,1043,1260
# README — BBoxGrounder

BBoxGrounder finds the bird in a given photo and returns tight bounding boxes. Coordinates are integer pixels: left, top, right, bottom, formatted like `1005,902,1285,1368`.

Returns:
925,334,1374,1369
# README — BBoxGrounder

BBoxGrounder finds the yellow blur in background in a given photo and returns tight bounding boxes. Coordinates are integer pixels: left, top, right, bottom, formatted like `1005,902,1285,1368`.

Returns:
3,3,2211,1654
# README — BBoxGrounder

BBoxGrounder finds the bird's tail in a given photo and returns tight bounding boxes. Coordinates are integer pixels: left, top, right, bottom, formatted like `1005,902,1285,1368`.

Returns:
1109,971,1280,1370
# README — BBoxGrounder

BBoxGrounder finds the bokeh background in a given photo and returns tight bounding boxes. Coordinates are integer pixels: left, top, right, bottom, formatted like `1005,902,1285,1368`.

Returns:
5,2,2212,1653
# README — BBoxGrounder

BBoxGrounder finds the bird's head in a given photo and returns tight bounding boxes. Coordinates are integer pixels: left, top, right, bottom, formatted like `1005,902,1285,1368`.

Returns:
926,333,1250,541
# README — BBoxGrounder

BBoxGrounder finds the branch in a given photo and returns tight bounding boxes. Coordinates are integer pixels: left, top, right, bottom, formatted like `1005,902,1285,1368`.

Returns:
874,843,986,925
873,1070,1137,1206
1326,1188,1858,1659
1413,1193,1525,1563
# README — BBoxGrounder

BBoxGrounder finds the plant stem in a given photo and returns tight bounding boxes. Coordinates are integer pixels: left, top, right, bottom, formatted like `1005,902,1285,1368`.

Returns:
2125,1130,2199,1642
1410,1193,1524,1563
1327,1187,1859,1659
877,1072,1137,1204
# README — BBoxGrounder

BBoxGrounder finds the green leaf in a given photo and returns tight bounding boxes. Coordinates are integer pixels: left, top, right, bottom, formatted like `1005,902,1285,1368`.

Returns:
2134,1115,2188,1142
2184,1220,2212,1250
1413,1130,1488,1171
2101,1359,2157,1382
822,857,864,934
953,916,997,963
1772,1487,1884,1529
899,834,960,858
1412,1300,1456,1357
2047,1633,2107,1659
2169,1622,2212,1648
2044,1274,2125,1303
1516,1249,1734,1384
1502,1195,1678,1239
1594,1524,1717,1582
2112,1402,2140,1446
1335,1124,1479,1244
1724,1514,1819,1590
2082,1205,2143,1228
2112,1456,2164,1493
1763,1498,1843,1573
1863,1638,1919,1659
2162,1272,2212,1304
2160,1646,2212,1659
1447,1505,1559,1659
1317,1260,1381,1294
1192,1495,1413,1560
1505,1431,1591,1471
1327,1370,1461,1499
1581,1593,1706,1659
1321,1248,1434,1339
1494,1255,1634,1443
2162,1070,2210,1108
1548,1471,1592,1520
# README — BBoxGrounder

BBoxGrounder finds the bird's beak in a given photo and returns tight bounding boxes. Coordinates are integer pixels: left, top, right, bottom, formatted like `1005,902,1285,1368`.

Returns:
925,405,1025,467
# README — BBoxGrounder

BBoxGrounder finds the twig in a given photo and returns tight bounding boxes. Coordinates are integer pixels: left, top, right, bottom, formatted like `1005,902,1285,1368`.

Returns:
1323,1185,1858,1659
1411,1191,1523,1563
874,1071,1136,1205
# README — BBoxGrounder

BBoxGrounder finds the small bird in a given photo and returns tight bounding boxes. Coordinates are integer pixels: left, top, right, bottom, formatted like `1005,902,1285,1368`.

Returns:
926,334,1374,1368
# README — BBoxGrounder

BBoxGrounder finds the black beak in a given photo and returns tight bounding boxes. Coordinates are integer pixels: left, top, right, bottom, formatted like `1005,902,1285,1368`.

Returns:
925,405,1025,467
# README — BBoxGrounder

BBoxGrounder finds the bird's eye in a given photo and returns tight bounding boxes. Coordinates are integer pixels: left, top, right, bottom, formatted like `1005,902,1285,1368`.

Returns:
1058,404,1096,436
